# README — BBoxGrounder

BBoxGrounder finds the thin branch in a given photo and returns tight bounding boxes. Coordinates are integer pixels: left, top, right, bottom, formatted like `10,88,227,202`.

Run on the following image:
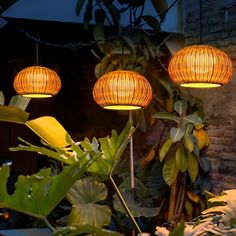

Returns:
44,217,56,233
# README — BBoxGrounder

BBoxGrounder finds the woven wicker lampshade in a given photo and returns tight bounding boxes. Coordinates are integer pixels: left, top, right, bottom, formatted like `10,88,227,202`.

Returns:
13,66,61,98
168,45,233,88
93,70,152,110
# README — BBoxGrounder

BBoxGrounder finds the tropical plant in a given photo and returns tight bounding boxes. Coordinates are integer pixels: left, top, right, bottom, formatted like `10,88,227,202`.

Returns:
0,96,147,235
155,189,236,236
136,97,211,231
153,100,203,186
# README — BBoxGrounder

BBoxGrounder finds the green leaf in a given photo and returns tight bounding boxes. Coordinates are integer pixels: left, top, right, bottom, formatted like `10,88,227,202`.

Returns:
151,0,168,20
142,34,156,59
159,139,172,162
91,49,101,60
188,152,199,182
163,154,179,185
123,36,136,53
146,162,169,198
174,100,188,115
0,91,5,105
135,109,147,133
52,225,124,236
0,105,29,124
0,161,91,218
67,178,111,227
186,123,194,134
169,220,185,236
113,177,160,217
114,196,160,218
185,199,193,217
83,0,93,29
10,137,76,165
142,15,159,32
8,95,31,111
75,0,86,16
74,121,134,176
95,63,102,78
183,114,202,125
153,112,179,123
183,135,194,152
170,127,185,143
176,146,188,172
199,157,211,173
93,22,105,42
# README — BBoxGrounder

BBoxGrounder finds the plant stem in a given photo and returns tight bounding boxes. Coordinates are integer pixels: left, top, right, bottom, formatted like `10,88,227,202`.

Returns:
109,175,142,235
44,217,56,233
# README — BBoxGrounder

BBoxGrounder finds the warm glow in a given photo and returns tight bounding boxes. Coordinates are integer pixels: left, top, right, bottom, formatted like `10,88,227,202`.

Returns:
93,70,152,110
13,66,61,98
168,45,233,88
103,105,142,110
3,212,10,220
23,94,53,98
180,83,221,88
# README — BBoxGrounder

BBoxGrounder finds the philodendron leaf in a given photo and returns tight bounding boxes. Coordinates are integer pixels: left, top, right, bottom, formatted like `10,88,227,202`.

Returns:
170,127,185,143
159,138,172,162
8,95,31,111
113,186,160,217
183,135,194,152
153,112,179,123
10,137,76,165
174,100,188,115
26,116,73,148
67,178,111,227
0,105,29,124
176,146,188,172
163,154,179,185
52,225,123,236
71,121,134,176
183,114,202,125
0,161,91,219
188,152,199,182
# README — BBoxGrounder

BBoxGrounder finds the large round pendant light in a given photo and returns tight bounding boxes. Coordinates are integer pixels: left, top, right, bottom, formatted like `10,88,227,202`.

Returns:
13,66,61,98
92,70,152,110
168,45,233,88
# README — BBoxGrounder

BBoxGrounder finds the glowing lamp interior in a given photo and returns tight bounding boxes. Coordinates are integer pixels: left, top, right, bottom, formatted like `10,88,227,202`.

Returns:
180,83,221,88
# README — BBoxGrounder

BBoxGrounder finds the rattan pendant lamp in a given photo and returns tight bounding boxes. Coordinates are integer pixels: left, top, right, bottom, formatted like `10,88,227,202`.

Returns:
168,0,233,88
13,40,61,98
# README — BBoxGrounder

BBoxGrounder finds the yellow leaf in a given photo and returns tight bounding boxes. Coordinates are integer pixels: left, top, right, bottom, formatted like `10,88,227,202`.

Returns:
193,129,207,150
194,124,205,130
26,116,73,148
187,191,200,203
205,133,210,146
141,148,155,166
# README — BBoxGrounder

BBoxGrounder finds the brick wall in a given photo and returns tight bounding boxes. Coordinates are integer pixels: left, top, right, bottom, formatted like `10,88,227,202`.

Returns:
183,0,236,193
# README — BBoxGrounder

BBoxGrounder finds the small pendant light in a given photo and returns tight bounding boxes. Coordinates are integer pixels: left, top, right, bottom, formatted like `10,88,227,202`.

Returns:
92,70,152,110
13,38,61,98
168,0,233,88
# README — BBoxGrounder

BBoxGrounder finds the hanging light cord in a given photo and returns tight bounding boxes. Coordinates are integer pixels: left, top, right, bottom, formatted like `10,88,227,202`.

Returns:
36,37,39,65
200,0,203,44
5,0,181,51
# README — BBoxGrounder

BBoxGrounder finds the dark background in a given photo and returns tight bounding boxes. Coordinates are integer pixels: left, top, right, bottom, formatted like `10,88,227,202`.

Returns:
0,18,127,175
